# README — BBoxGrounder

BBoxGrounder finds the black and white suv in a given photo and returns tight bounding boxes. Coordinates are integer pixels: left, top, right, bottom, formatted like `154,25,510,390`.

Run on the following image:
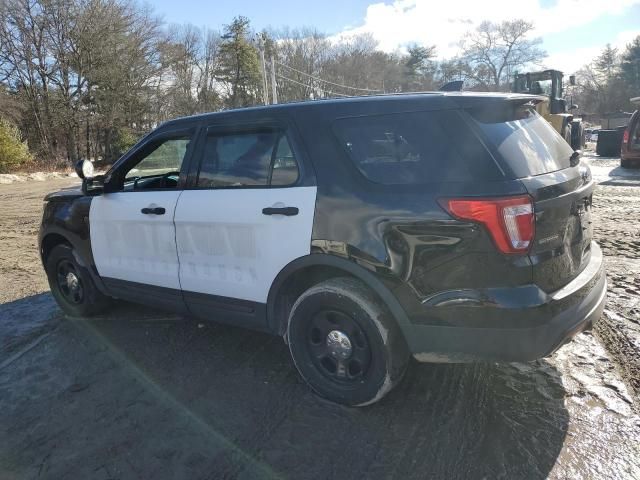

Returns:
40,93,607,406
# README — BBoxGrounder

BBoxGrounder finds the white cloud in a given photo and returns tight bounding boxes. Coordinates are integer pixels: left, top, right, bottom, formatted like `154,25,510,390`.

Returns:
334,0,640,62
543,28,640,74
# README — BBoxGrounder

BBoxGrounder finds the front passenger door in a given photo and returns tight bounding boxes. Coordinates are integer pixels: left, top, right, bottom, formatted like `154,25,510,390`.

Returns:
90,131,195,308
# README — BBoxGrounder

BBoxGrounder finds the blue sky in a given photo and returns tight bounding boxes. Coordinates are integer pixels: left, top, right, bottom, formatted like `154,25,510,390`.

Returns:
148,0,373,32
148,0,640,73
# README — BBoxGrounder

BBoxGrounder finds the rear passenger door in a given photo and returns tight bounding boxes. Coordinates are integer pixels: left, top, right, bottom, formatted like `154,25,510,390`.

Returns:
174,123,317,328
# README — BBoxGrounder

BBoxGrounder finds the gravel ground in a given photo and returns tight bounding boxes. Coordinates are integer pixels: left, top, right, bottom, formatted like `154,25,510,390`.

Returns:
1,170,639,480
586,151,640,402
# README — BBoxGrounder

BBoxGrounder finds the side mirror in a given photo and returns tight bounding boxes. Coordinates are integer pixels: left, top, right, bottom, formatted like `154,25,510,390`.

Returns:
74,159,94,179
569,75,576,86
75,160,104,195
81,174,105,196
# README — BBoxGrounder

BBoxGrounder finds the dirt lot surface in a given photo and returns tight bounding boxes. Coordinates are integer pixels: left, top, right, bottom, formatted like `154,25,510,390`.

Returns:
1,165,640,480
587,152,640,402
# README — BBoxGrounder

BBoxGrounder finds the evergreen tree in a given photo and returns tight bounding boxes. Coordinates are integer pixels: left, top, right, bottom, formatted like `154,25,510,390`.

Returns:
216,16,261,108
0,118,32,172
620,36,640,101
403,45,437,91
594,44,619,80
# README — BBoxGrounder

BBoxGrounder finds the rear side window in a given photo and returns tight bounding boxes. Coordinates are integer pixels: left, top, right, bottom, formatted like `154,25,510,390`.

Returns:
196,130,299,188
469,105,574,177
333,110,502,184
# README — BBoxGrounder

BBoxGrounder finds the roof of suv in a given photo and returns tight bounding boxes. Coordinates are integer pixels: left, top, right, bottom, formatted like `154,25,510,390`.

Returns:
162,92,544,127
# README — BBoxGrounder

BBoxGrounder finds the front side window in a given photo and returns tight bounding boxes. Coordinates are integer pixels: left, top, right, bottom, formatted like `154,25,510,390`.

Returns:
197,130,299,188
123,137,191,190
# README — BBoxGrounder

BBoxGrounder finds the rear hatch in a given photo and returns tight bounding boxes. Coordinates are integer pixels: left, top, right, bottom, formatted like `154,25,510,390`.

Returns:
468,102,594,292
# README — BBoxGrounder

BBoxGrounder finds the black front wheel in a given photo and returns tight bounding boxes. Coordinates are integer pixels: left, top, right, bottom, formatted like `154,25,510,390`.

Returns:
287,277,409,406
45,244,110,317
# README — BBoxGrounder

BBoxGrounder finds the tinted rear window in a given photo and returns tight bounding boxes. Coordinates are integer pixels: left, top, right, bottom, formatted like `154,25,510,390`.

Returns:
333,110,502,184
469,105,574,177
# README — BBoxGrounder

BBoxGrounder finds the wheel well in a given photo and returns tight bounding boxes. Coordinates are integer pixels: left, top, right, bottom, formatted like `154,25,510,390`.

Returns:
41,233,71,263
271,265,360,336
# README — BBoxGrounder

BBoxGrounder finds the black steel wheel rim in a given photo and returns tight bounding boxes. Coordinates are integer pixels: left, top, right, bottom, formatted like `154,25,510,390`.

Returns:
306,309,372,383
56,260,84,304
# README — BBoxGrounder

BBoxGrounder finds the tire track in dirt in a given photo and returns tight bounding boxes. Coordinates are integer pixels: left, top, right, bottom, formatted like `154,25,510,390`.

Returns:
1,177,639,479
592,183,640,403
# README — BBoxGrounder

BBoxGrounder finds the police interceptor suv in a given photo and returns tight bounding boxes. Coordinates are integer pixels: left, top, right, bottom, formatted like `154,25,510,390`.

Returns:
40,93,606,406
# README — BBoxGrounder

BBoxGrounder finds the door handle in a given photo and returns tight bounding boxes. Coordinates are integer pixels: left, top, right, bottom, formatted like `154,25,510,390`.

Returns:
141,207,166,215
262,206,299,216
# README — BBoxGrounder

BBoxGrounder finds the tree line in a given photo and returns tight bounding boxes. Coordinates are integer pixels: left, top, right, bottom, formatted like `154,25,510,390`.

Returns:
2,0,634,172
574,39,640,117
0,0,549,171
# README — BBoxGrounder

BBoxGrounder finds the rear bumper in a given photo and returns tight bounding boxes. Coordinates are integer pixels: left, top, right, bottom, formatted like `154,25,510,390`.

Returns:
407,241,607,363
621,149,640,163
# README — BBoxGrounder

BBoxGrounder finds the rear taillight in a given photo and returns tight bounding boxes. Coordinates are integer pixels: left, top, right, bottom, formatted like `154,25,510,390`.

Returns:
623,129,630,145
439,195,535,254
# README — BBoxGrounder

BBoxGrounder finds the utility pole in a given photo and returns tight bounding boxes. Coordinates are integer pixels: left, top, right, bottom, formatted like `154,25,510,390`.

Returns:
257,34,269,106
270,55,278,104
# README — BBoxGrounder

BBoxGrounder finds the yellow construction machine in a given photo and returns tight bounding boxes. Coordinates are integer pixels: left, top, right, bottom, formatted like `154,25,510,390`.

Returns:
512,69,584,150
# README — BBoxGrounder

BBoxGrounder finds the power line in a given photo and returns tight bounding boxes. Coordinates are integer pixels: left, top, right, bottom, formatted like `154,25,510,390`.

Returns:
275,73,351,98
275,61,383,93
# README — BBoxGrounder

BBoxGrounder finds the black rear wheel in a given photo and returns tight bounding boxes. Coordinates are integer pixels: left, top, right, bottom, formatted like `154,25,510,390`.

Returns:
307,308,372,383
287,277,409,406
45,244,110,317
571,120,584,150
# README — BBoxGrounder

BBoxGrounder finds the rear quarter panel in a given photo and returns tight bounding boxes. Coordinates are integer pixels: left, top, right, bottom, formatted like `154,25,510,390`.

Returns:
292,105,533,326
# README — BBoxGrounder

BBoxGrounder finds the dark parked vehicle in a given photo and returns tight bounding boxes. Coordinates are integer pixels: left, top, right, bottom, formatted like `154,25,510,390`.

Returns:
596,127,626,157
40,93,606,406
622,100,640,167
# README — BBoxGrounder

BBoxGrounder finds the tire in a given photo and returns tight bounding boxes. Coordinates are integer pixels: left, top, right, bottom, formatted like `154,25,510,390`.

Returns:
287,277,409,407
45,244,110,317
563,123,572,147
571,120,584,150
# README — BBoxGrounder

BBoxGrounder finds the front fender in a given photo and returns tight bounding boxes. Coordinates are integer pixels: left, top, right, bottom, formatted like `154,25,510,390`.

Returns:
39,195,107,294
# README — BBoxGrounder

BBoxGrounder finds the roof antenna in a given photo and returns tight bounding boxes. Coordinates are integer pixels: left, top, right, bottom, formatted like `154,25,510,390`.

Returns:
439,80,464,92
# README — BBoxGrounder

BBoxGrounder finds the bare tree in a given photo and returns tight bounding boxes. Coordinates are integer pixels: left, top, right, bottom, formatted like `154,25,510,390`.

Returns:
461,19,546,90
270,27,333,101
0,0,56,157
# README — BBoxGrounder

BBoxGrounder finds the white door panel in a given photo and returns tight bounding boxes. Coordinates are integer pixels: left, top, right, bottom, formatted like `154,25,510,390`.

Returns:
175,186,317,303
90,191,182,289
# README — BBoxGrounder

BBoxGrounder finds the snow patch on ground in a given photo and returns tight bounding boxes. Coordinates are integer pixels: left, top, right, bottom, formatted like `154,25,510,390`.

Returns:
0,171,77,185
